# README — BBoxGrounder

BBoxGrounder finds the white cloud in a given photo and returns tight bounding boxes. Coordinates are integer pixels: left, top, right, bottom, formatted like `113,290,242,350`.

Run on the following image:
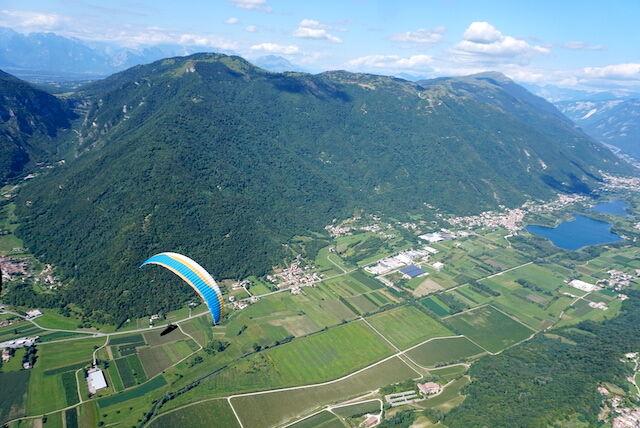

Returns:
229,0,271,12
563,41,605,51
250,43,300,55
224,17,239,25
581,63,640,80
453,22,549,65
463,21,502,44
293,19,342,43
0,9,67,31
245,25,258,32
347,54,433,71
390,26,446,44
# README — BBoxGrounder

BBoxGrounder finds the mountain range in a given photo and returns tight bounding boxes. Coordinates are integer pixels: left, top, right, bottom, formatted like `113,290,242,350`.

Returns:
2,53,634,323
557,98,640,161
0,27,307,81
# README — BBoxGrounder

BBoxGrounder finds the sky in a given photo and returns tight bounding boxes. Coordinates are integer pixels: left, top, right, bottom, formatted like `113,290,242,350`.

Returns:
1,0,640,91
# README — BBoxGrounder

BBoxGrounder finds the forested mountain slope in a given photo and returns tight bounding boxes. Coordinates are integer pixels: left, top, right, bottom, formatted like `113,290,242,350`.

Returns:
0,70,75,180
12,54,633,323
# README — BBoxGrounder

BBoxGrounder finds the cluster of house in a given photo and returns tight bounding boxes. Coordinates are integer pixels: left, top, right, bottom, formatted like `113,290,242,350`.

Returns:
447,208,526,232
0,336,38,369
598,270,638,291
0,256,30,282
601,173,640,192
597,353,640,427
588,301,609,311
324,216,396,239
266,259,321,291
384,382,443,407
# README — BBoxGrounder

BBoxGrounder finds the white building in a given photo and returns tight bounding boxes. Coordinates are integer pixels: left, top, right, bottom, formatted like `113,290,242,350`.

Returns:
87,367,108,394
432,262,445,271
0,336,38,349
569,279,600,292
25,309,42,319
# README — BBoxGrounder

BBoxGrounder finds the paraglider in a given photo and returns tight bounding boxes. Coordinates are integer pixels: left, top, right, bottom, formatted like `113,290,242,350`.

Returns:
140,252,224,325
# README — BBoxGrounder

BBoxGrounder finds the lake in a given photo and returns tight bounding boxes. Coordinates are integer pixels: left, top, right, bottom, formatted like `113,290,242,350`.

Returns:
525,214,624,250
590,199,634,217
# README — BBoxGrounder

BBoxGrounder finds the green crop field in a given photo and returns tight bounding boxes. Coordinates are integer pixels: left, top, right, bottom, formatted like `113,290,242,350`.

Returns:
126,354,148,383
150,399,240,428
115,357,136,388
290,411,344,428
65,408,78,428
107,363,124,392
0,370,30,424
444,306,534,353
35,311,82,330
77,402,99,428
232,356,417,428
366,305,452,349
109,334,145,346
428,365,468,381
138,346,173,378
61,371,79,406
38,331,88,342
98,375,167,408
179,316,211,346
346,294,377,314
36,338,104,372
144,329,189,346
349,270,384,290
406,336,485,367
422,296,450,316
0,323,44,342
205,321,393,393
332,400,380,418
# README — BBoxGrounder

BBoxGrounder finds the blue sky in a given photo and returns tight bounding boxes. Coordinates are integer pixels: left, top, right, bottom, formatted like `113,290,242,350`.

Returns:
1,0,639,90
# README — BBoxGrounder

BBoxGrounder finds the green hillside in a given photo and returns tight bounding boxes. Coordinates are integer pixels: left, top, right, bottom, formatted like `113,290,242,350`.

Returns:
9,53,634,323
0,70,75,180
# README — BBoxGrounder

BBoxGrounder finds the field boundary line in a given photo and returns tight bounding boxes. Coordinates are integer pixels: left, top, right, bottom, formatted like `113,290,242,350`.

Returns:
489,304,537,331
359,317,423,377
227,397,245,428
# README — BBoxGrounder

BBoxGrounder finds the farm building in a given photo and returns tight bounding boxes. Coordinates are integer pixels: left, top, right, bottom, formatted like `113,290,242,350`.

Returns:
87,367,108,394
399,265,427,279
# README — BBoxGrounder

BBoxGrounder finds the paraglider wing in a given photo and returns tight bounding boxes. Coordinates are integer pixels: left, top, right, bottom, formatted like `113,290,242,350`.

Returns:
140,252,224,324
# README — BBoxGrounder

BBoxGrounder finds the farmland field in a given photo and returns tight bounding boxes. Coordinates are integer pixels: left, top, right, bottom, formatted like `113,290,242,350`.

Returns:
290,411,343,428
65,408,78,428
366,305,452,349
444,306,534,353
150,399,240,428
110,334,145,346
232,356,417,427
115,357,136,388
61,371,79,406
204,321,393,392
0,370,30,424
97,375,167,408
332,400,381,418
406,336,484,367
422,296,450,316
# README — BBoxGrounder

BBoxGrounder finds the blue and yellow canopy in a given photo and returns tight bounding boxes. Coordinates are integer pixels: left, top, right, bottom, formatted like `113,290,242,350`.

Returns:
140,252,224,324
